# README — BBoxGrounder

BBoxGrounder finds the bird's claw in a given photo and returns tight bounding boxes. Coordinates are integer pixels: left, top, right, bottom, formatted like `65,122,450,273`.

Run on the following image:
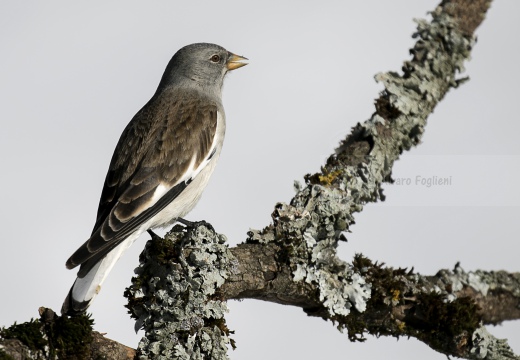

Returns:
147,229,162,240
176,218,214,231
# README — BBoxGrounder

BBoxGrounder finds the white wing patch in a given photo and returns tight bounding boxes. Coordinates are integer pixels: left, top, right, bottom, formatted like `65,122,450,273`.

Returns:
150,183,169,204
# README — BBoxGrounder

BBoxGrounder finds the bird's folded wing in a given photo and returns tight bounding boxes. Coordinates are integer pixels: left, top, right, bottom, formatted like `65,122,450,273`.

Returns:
66,90,219,273
74,180,188,277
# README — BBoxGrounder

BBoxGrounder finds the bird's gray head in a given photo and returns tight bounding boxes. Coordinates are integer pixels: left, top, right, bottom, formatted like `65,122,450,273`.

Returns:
158,43,248,95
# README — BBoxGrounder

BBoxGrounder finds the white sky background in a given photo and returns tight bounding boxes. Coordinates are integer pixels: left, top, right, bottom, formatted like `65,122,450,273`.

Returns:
1,1,519,359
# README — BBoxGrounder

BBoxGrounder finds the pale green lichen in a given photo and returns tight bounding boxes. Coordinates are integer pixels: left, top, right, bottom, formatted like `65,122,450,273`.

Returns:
436,265,520,305
470,327,519,360
126,224,235,360
249,185,372,317
467,272,490,297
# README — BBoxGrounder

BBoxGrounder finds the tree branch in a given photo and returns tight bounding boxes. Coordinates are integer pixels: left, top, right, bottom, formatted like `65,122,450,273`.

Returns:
123,0,517,359
0,308,135,360
221,244,520,328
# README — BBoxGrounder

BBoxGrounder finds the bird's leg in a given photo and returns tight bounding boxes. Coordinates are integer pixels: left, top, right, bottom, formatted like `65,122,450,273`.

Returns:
176,217,195,226
147,229,162,240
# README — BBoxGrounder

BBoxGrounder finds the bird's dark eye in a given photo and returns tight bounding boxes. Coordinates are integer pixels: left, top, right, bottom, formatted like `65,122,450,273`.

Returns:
210,54,221,63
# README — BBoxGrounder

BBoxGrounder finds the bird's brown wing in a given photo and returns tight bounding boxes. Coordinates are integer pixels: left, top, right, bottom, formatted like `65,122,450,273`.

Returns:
66,88,218,272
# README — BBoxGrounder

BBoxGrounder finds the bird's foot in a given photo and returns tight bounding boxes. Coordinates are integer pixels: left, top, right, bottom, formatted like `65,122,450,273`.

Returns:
147,229,162,240
177,218,214,231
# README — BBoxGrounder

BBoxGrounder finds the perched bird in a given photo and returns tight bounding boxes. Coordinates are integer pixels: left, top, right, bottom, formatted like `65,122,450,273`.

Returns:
62,43,248,315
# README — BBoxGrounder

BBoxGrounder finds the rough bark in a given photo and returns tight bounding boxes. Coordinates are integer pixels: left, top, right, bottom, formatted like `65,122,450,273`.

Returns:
223,244,520,327
0,332,135,360
0,308,135,360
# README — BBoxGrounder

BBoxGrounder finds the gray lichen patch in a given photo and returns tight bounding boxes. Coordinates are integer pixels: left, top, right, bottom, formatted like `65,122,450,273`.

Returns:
436,265,520,302
250,185,372,317
125,224,236,360
470,327,519,360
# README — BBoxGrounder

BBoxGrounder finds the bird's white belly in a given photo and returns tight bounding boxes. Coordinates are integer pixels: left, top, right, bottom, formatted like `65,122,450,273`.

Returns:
150,150,222,229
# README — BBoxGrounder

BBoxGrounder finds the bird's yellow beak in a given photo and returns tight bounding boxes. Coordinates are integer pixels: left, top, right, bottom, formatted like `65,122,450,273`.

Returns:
226,52,248,70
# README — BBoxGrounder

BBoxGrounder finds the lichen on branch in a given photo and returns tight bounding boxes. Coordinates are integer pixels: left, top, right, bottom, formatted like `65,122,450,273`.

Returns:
125,224,237,360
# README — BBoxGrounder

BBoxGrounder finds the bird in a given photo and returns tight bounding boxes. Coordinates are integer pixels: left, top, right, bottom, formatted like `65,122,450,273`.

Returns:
61,43,248,315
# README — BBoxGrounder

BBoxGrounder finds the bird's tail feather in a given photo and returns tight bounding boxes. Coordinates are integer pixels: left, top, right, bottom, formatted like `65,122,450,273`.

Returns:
61,232,141,315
